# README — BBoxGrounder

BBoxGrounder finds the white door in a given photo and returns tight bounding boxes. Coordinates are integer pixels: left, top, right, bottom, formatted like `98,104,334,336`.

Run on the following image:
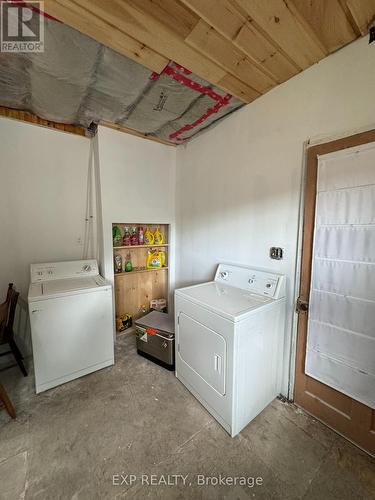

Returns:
178,312,226,395
306,142,375,409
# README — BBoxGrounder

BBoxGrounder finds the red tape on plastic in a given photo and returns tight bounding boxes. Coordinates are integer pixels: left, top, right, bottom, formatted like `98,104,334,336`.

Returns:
163,65,223,102
149,61,234,141
169,95,232,142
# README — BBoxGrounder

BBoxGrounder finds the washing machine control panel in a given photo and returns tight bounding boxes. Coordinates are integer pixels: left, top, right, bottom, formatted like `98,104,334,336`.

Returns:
30,260,99,282
215,264,285,299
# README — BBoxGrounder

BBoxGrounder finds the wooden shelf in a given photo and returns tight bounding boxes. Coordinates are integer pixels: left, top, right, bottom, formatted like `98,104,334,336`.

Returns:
113,244,169,250
113,223,169,320
114,267,168,277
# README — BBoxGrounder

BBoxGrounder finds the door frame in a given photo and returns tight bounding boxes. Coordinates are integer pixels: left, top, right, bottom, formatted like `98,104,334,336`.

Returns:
293,128,375,454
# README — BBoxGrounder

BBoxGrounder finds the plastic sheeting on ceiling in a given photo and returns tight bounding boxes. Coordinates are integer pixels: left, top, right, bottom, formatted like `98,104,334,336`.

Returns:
0,13,244,143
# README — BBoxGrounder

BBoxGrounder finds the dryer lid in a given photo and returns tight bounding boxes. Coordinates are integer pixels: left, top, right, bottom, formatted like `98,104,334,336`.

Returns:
176,282,273,321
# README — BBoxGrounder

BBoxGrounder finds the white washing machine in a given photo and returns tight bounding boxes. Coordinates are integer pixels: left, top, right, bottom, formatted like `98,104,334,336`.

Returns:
175,264,286,437
28,259,114,393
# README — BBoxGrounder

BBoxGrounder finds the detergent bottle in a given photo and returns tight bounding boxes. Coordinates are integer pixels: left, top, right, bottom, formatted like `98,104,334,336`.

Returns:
144,228,154,245
154,227,163,245
146,250,162,269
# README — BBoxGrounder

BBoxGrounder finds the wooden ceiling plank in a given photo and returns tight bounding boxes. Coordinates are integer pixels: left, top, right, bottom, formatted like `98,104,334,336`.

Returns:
345,0,375,35
181,0,247,40
338,0,362,37
234,23,299,83
280,0,330,53
44,0,168,73
182,0,300,82
185,20,276,93
234,0,327,69
292,0,357,53
130,0,200,38
218,74,259,103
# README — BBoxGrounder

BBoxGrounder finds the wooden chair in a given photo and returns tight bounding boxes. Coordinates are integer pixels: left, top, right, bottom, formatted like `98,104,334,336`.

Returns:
0,383,16,418
0,283,27,377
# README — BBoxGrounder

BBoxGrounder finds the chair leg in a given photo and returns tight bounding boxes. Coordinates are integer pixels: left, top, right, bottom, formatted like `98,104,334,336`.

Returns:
9,339,28,377
0,383,16,418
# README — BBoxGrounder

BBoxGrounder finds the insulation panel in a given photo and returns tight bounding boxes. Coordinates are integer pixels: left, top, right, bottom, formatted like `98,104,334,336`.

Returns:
0,14,243,143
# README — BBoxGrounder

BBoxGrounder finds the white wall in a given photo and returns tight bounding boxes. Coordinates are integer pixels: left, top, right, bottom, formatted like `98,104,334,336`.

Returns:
97,126,176,289
0,117,90,353
175,36,375,398
0,118,91,296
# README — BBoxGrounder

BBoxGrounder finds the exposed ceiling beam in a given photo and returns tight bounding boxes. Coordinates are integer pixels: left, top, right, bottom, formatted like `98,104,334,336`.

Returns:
0,106,88,136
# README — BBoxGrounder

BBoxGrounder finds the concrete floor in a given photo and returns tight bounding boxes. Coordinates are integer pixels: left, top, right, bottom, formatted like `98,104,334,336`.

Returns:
0,334,374,500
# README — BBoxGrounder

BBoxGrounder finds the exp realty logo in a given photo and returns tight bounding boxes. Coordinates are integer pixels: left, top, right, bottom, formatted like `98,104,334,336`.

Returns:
1,1,44,52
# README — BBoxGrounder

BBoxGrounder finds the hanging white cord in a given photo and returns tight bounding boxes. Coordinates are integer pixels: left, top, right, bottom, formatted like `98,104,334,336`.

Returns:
82,140,94,259
88,146,95,258
92,135,102,262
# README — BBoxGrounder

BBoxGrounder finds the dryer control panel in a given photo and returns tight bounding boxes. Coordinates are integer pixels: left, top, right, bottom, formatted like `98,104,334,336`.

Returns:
30,260,99,283
214,264,285,299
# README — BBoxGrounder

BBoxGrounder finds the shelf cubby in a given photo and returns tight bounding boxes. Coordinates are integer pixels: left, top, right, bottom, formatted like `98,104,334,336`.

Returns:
112,223,169,332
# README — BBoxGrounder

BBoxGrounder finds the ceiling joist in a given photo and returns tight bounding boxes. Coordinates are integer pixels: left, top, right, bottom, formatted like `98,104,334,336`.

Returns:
0,106,87,137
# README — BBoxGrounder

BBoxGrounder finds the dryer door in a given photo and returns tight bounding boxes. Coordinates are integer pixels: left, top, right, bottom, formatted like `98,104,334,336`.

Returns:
178,312,226,395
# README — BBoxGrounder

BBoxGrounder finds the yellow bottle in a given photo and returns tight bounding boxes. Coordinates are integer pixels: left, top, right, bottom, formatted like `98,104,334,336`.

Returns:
154,227,163,245
144,228,154,245
160,250,166,266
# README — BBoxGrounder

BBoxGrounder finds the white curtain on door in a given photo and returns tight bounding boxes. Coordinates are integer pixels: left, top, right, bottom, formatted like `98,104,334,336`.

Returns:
306,142,375,409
